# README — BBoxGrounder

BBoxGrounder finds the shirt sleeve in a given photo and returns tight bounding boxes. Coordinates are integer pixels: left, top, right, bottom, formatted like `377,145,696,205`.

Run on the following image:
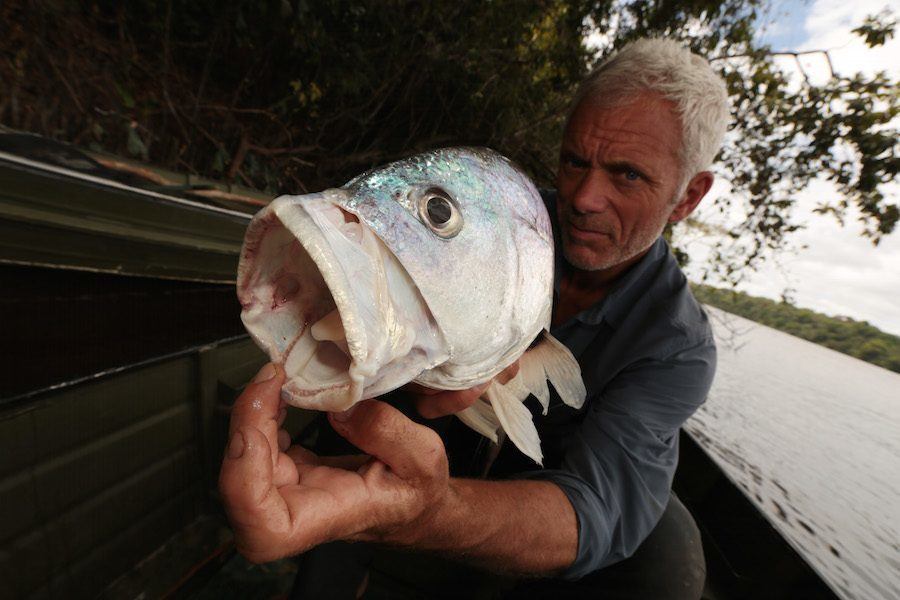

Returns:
518,337,716,580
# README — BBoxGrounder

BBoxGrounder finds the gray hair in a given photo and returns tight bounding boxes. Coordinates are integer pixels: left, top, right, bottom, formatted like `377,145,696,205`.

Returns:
571,38,731,186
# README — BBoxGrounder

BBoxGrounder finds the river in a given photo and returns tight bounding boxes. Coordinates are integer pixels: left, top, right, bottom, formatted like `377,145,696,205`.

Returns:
685,308,900,600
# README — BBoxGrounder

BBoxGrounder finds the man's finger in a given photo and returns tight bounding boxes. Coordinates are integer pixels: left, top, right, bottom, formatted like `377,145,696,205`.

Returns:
229,363,286,435
495,361,520,385
229,363,287,469
402,382,441,396
328,401,446,480
286,445,370,471
219,426,286,520
219,426,297,562
415,383,488,419
412,361,518,419
319,454,372,471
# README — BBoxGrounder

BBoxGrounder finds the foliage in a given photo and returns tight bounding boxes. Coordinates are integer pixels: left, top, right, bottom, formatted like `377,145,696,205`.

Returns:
693,284,900,373
0,0,586,190
853,10,896,47
0,1,897,279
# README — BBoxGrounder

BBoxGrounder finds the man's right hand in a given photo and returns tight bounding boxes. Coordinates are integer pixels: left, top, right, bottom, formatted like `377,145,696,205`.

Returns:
404,361,520,418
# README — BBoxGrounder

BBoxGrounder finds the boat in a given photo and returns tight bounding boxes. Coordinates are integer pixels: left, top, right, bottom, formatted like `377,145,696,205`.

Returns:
0,133,839,599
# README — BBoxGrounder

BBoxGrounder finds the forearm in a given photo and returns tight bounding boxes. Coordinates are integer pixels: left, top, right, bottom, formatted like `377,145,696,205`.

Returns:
394,477,578,575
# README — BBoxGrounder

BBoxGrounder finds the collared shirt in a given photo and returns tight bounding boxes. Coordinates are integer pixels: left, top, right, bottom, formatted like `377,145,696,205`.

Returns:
486,192,717,579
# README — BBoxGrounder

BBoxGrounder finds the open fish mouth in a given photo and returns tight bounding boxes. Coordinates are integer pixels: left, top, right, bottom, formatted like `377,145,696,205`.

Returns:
237,190,448,412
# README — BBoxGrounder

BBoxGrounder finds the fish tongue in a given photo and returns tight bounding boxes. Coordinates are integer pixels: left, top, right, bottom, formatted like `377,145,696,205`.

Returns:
311,308,345,342
310,308,352,358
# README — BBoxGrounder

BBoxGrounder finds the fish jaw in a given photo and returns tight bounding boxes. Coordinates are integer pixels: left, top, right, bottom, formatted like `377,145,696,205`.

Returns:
237,191,449,412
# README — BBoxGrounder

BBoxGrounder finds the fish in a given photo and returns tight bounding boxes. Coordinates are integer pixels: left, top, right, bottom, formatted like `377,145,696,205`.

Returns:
236,147,585,464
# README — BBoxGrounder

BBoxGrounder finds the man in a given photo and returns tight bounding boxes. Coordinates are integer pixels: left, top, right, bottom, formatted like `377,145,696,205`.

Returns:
219,38,729,598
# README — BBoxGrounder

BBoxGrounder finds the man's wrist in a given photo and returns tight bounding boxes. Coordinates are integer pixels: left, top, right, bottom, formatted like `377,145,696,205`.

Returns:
379,476,465,548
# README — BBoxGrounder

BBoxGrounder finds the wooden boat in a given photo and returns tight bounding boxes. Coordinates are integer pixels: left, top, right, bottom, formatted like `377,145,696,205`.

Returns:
0,135,838,599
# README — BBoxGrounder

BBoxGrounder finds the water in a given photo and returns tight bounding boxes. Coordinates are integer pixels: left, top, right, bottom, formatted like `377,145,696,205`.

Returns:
686,308,900,600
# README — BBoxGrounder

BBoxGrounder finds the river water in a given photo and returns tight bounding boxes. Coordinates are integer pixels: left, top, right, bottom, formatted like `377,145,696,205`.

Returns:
685,308,900,600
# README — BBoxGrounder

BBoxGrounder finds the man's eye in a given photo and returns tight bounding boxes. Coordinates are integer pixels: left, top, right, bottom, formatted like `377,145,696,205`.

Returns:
624,169,641,181
562,154,588,169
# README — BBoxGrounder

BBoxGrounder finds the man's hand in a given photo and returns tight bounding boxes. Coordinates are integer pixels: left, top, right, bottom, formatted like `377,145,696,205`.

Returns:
218,363,452,563
406,361,520,418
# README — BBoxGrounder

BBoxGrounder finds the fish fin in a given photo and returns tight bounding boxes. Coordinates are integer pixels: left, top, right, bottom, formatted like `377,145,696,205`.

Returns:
518,346,550,414
503,369,532,402
457,398,500,444
535,331,586,410
486,381,543,466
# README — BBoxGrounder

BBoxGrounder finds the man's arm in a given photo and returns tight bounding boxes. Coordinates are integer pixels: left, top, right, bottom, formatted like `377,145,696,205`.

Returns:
520,337,717,578
219,362,578,573
423,478,577,573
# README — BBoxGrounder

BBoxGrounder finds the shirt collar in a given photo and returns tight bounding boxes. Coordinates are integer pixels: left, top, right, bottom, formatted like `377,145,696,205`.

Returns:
542,189,670,329
554,236,670,328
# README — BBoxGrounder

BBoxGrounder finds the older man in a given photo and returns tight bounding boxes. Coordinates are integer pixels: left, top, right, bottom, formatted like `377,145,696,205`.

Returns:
219,38,730,598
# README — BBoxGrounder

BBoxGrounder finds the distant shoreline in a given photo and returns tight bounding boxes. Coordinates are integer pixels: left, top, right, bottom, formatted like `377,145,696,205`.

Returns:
691,284,900,375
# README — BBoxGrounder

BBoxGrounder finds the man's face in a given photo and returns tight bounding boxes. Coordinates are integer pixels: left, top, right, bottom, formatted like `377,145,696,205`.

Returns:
556,93,687,273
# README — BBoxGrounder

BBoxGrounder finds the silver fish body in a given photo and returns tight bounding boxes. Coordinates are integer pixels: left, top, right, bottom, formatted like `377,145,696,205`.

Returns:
237,147,584,463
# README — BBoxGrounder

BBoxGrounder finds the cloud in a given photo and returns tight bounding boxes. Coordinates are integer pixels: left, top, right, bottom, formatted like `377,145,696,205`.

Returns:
802,0,899,78
684,177,900,334
682,0,900,336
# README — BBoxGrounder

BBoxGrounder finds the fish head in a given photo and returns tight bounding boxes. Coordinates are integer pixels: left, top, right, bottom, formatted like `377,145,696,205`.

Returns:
237,147,553,412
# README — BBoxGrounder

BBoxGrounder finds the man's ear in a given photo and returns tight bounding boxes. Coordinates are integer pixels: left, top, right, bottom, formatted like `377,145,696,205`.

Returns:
669,171,714,223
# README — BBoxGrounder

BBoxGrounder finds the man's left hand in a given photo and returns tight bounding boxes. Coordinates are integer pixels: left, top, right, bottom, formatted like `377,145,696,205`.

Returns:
405,361,520,418
218,363,451,563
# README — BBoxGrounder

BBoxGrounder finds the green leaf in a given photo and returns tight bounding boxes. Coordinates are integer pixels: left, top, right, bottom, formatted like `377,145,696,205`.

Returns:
114,82,135,109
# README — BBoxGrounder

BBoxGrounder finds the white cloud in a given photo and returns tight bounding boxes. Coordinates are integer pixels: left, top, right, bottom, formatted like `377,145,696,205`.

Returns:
802,1,899,78
684,176,900,335
682,0,900,336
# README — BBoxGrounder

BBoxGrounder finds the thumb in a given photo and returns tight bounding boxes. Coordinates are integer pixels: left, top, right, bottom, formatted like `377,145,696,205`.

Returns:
219,426,278,519
328,401,446,480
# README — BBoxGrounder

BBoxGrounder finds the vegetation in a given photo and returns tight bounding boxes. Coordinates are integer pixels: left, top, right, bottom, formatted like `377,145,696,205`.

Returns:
693,284,900,374
1,1,897,280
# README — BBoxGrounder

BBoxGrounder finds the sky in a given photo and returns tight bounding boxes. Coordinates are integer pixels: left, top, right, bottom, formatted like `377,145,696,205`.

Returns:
677,0,900,335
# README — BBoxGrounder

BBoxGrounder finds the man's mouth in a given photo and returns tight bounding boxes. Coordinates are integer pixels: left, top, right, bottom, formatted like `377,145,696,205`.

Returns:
568,220,613,240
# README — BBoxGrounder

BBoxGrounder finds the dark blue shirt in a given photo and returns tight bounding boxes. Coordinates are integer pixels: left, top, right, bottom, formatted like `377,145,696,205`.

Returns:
491,203,717,579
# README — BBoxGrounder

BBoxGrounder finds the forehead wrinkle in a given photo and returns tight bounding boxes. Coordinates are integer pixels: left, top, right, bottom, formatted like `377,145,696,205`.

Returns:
569,125,672,159
564,94,682,171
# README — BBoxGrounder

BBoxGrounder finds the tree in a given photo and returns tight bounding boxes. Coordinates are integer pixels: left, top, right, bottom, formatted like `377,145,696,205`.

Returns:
1,0,896,281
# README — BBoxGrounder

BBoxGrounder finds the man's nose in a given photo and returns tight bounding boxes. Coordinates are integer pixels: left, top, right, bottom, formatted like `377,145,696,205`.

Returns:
571,168,610,214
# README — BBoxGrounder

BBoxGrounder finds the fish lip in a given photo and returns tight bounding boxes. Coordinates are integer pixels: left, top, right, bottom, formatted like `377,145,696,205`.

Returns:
237,191,367,411
272,193,367,359
240,191,449,411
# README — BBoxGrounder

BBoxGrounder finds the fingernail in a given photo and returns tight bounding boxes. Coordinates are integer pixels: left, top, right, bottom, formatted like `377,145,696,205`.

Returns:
332,404,358,422
253,363,276,383
227,431,245,459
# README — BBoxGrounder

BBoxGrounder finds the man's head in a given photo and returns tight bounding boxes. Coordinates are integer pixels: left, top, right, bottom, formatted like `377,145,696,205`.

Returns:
557,38,730,274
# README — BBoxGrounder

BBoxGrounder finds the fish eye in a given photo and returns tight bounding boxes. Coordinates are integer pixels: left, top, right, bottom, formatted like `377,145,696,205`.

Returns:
426,196,452,225
419,189,462,238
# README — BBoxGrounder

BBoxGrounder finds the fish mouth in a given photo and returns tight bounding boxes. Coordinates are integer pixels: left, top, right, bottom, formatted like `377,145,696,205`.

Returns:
237,191,447,411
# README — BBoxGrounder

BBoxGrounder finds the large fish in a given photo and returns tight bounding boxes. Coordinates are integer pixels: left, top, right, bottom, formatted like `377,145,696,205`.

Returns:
237,147,585,464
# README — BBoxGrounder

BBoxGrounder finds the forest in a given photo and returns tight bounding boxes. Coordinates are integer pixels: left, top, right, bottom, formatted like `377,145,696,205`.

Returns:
1,1,897,283
693,284,900,374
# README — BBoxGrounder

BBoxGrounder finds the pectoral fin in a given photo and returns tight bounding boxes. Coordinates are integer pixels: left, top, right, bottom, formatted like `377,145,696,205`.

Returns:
455,331,583,466
457,399,501,443
518,347,551,414
485,380,543,465
520,330,586,411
